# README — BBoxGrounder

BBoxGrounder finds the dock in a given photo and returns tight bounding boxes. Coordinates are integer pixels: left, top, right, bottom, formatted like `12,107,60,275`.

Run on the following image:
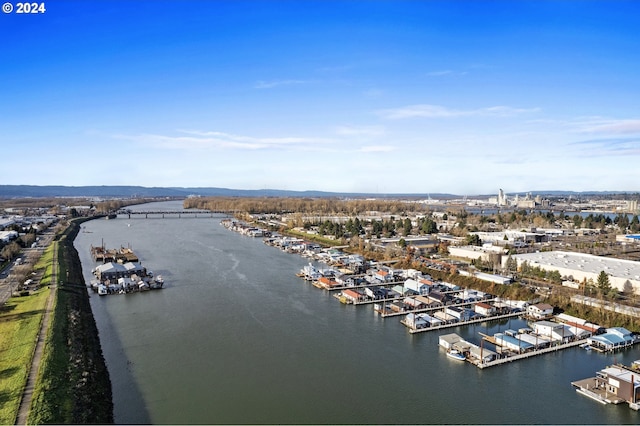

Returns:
571,378,623,405
90,245,139,263
475,338,586,369
379,297,500,318
404,311,522,334
90,245,165,295
570,361,640,410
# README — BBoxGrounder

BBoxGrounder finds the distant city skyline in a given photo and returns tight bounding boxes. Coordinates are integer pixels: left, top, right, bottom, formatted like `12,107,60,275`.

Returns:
1,1,639,195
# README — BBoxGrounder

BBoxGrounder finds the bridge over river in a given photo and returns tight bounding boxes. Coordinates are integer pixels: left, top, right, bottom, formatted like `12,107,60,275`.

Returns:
116,210,230,219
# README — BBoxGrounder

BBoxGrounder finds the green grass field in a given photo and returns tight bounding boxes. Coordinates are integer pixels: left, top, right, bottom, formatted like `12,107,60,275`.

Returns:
0,287,50,424
34,244,55,286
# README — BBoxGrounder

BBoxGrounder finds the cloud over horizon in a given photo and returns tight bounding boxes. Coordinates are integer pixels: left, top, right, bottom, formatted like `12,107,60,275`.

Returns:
115,130,335,151
378,104,540,119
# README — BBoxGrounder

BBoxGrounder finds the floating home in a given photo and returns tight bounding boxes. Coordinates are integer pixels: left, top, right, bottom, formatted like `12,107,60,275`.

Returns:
572,361,640,410
90,247,164,296
585,327,639,352
94,261,146,282
438,333,498,365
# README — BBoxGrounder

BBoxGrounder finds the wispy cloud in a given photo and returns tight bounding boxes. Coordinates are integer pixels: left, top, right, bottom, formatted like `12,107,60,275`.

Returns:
115,130,334,151
570,137,640,156
378,104,540,119
254,79,308,89
425,70,467,77
580,119,640,134
359,145,396,153
335,125,385,137
363,88,384,98
316,64,354,73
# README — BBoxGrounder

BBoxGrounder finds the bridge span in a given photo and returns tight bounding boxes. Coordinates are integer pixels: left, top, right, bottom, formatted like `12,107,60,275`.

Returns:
116,210,230,219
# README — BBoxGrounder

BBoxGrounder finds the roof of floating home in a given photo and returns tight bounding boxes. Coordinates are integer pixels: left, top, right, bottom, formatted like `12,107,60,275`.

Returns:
95,262,126,273
600,366,640,385
494,333,534,350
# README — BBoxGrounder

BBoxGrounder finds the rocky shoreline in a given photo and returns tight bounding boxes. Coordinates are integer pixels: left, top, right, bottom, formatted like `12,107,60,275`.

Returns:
28,218,113,424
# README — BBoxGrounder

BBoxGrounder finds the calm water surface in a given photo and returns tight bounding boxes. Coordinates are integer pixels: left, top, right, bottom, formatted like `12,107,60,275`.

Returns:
74,201,640,424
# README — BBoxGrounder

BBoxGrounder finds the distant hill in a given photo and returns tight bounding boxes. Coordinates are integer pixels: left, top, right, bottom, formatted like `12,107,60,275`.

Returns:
0,185,635,199
0,185,457,199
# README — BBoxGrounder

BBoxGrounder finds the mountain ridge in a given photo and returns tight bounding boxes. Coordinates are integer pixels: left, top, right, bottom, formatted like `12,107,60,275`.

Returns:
0,185,635,199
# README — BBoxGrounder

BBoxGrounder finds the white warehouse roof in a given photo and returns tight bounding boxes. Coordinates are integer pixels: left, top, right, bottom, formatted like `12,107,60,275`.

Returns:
506,251,640,293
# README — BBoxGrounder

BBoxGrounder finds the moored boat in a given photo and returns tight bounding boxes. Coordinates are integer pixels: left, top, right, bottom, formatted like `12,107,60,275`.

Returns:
446,349,466,361
150,275,164,289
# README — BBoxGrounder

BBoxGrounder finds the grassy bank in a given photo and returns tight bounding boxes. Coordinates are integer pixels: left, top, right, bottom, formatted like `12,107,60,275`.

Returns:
28,219,113,424
0,287,50,424
283,228,346,247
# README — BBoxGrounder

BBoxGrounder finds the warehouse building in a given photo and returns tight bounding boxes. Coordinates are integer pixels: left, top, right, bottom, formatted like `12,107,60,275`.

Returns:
503,251,640,294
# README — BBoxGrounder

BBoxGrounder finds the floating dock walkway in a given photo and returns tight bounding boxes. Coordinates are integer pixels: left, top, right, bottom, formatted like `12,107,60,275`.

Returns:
571,377,622,405
475,338,586,369
404,311,522,334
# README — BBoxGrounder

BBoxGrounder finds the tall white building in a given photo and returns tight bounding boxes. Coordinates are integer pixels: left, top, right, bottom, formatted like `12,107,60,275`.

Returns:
498,188,507,206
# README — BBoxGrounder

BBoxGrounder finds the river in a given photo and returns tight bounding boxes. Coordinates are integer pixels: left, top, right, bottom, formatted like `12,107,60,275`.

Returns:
74,201,639,424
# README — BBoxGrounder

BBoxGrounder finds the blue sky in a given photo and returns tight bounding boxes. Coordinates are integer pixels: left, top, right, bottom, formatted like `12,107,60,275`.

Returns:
1,0,639,195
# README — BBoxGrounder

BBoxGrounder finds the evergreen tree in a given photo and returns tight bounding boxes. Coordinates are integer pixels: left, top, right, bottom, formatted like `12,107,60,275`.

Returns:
597,270,612,295
465,234,482,246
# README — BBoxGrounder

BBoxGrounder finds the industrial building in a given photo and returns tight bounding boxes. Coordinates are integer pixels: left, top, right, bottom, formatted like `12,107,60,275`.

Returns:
448,245,506,261
503,251,640,294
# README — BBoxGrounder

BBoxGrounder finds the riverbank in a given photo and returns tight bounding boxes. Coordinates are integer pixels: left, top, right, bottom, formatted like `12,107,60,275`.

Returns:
27,218,113,424
0,284,49,424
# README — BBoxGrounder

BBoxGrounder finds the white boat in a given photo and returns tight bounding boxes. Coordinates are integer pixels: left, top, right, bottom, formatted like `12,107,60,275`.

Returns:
150,275,164,289
97,284,108,296
446,349,466,361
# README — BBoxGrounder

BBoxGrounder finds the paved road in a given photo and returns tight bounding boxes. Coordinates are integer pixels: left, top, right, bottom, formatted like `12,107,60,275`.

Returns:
15,242,57,425
0,229,55,305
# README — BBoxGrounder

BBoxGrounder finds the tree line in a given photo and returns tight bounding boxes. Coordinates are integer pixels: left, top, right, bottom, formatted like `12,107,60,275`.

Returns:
184,196,437,215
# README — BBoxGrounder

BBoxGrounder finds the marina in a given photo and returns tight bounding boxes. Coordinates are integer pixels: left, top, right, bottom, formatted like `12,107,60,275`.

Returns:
225,216,640,372
89,246,165,295
75,201,640,424
90,244,139,263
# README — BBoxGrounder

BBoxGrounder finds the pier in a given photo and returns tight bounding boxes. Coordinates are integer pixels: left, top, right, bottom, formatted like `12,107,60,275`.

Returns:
571,377,623,405
404,311,522,334
475,338,586,369
90,245,139,263
378,297,500,318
